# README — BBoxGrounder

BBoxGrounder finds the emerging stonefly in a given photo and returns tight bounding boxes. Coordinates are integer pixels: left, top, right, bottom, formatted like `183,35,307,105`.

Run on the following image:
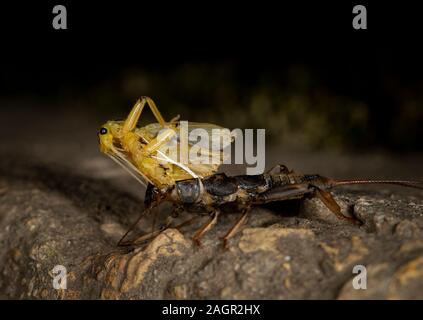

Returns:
98,96,234,188
99,97,423,248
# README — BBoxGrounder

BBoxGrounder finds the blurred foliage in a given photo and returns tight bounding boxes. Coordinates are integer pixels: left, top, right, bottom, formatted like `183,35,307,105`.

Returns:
65,63,422,152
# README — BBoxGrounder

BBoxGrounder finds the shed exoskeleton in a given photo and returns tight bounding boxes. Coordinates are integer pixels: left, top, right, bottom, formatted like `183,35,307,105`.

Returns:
118,164,423,247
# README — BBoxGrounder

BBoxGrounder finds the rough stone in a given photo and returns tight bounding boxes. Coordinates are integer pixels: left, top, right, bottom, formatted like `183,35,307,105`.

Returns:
1,111,423,299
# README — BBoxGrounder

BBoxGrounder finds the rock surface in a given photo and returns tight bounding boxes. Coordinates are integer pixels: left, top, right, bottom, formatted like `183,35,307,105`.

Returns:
0,107,422,299
1,156,423,299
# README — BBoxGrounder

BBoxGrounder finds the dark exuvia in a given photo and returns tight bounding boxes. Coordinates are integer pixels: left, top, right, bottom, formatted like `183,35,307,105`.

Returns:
120,164,423,247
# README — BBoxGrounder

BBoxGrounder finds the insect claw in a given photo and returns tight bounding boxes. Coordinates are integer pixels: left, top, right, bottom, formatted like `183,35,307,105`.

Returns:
169,114,181,123
221,239,230,251
348,212,364,226
192,238,203,247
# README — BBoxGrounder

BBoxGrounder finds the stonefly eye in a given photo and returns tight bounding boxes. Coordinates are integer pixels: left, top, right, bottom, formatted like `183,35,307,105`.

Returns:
99,128,108,135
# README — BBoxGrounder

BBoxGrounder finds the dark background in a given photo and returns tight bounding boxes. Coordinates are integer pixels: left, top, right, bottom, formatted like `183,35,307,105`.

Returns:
1,1,422,151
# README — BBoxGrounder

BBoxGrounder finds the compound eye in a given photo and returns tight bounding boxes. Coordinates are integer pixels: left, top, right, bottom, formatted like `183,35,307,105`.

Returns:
99,127,108,135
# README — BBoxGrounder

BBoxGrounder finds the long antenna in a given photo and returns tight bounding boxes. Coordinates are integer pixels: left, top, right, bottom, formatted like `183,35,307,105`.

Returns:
329,179,423,190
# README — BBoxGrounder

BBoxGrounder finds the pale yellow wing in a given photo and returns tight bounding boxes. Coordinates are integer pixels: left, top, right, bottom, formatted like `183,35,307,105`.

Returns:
137,121,236,179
